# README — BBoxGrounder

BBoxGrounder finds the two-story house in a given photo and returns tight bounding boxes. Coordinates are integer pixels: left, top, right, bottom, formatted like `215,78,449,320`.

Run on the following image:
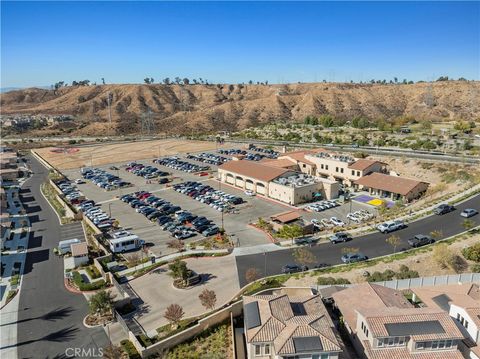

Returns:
412,283,480,359
332,283,466,359
243,291,342,359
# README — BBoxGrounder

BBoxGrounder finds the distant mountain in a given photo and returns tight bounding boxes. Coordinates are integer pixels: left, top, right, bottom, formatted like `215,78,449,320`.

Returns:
0,82,479,136
0,86,50,93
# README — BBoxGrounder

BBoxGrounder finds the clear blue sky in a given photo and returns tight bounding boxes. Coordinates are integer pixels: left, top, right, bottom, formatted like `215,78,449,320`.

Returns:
1,1,479,87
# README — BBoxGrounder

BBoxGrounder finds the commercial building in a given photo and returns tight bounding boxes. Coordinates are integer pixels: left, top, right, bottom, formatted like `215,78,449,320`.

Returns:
243,290,342,359
354,173,429,202
217,160,339,205
412,283,480,359
332,283,466,359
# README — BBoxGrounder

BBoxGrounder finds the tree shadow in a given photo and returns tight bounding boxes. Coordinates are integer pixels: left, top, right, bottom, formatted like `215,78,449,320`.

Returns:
200,273,217,284
1,307,75,326
1,326,80,349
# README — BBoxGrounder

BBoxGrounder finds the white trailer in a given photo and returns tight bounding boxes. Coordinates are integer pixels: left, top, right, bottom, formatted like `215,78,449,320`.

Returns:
58,238,81,255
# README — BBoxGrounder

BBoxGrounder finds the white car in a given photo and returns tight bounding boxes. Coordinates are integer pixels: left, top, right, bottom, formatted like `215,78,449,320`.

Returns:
330,217,345,226
244,190,256,196
74,179,85,184
321,218,334,227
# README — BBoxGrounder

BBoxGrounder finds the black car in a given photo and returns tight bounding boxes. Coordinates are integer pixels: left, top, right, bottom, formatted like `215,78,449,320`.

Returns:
408,234,434,248
281,264,308,274
158,178,170,184
433,204,455,215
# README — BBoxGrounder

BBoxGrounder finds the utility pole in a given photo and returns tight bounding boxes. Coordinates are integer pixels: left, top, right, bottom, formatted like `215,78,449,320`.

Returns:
107,91,113,125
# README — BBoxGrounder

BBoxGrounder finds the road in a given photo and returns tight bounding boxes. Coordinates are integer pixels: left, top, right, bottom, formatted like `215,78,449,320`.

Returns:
15,155,108,358
235,194,480,287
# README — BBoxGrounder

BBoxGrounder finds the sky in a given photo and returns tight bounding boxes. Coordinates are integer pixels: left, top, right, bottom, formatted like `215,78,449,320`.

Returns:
1,1,479,88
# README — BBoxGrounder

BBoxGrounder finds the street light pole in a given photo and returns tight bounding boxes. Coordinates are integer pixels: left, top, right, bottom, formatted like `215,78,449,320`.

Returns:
264,250,267,277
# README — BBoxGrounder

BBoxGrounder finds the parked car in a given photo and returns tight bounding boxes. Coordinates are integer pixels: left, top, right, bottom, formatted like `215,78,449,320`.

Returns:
281,264,308,274
341,253,368,263
408,234,434,248
202,226,220,237
330,217,345,226
244,190,256,196
329,232,351,244
376,220,407,234
434,204,455,215
460,208,478,218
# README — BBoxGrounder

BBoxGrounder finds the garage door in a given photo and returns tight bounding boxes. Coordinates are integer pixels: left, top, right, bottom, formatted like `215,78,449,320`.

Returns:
226,174,234,184
256,183,266,195
245,180,254,190
235,176,244,188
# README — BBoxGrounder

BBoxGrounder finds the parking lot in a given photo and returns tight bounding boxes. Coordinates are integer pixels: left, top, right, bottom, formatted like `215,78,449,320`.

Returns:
62,154,293,257
62,149,377,257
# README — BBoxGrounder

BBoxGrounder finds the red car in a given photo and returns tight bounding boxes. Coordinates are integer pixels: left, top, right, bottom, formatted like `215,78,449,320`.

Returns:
139,193,151,199
198,172,209,176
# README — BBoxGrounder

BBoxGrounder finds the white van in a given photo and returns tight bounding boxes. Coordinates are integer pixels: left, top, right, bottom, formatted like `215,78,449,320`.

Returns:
58,238,81,255
109,235,144,253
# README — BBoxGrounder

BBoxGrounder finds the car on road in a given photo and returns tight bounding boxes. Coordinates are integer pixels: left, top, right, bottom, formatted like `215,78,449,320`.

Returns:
434,204,455,215
408,234,434,248
329,232,352,244
460,208,478,218
341,253,368,263
376,220,407,234
281,264,308,274
74,179,85,184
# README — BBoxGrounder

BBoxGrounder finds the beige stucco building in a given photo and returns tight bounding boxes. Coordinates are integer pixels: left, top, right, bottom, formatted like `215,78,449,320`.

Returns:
218,159,340,205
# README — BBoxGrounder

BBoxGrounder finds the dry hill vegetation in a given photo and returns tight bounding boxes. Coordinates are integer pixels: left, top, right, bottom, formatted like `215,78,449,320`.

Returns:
1,81,479,136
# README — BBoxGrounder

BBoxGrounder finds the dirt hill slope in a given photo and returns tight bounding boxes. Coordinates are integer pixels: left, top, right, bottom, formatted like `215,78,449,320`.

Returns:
1,81,479,135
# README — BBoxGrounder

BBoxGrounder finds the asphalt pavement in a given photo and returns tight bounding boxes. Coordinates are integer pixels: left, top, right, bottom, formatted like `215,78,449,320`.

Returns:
235,194,480,287
15,155,108,358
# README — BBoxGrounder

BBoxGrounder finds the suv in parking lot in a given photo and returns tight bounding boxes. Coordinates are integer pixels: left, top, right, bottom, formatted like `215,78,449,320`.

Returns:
408,234,434,248
376,220,406,234
434,204,455,215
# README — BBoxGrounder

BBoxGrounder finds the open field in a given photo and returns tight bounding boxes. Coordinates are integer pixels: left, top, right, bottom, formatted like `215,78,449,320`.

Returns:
33,139,221,170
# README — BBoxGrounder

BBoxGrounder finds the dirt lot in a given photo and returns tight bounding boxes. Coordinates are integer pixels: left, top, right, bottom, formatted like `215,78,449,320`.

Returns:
285,233,480,287
33,139,221,170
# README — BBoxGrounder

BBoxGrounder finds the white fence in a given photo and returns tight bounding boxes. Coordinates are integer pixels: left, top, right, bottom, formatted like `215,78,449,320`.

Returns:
316,272,480,292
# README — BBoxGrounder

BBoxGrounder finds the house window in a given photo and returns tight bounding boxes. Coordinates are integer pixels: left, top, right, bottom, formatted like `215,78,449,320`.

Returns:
325,165,328,170
377,339,384,347
321,355,329,359
416,342,425,350
264,344,270,355
335,167,339,172
254,345,261,356
351,170,355,175
357,171,360,176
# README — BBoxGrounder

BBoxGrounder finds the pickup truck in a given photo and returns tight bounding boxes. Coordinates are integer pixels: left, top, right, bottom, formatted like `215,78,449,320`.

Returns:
376,220,406,234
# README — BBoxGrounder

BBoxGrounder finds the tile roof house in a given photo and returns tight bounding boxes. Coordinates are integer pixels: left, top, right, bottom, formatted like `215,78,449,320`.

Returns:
243,292,342,359
412,283,480,359
354,172,429,202
332,283,466,359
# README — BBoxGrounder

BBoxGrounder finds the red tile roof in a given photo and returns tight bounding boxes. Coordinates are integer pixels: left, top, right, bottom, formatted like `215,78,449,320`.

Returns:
348,159,385,171
354,173,428,196
218,160,290,182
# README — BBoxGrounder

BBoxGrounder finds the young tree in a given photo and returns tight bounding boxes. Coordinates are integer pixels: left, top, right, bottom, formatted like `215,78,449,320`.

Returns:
198,289,217,310
430,230,443,240
168,259,190,284
276,224,304,244
292,247,317,267
167,240,184,251
88,290,115,316
245,267,260,284
164,304,184,328
386,235,401,254
433,244,462,272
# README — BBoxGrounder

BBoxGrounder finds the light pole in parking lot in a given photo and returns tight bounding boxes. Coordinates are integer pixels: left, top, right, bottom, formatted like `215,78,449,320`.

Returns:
108,203,112,217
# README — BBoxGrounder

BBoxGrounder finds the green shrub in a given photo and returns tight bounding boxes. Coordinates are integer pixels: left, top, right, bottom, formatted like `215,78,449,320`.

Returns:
137,334,153,347
72,271,106,291
85,265,101,279
120,340,141,359
462,243,480,262
470,264,480,273
316,277,351,285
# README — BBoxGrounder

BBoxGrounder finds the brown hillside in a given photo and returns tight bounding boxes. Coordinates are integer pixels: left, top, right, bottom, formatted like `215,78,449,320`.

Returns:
1,82,479,135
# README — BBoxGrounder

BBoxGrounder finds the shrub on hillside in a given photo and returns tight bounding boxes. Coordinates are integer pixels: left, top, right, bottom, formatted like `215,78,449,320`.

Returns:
316,277,351,285
462,243,480,262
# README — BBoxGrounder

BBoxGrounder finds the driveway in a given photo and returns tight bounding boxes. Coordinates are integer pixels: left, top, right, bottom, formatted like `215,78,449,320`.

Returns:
129,255,240,335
